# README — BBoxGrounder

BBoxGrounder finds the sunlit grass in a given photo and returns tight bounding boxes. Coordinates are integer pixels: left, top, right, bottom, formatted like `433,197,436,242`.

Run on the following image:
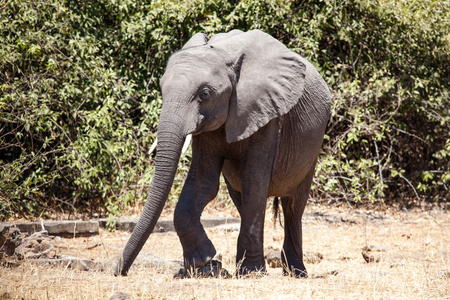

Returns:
1,205,448,299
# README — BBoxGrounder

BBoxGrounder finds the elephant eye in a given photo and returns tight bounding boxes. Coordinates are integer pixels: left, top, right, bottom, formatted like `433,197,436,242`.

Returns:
199,87,212,102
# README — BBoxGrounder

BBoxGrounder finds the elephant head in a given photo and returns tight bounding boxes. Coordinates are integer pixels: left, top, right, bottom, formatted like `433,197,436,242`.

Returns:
115,30,307,276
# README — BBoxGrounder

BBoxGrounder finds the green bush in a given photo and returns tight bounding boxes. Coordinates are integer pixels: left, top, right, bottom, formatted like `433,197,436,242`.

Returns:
0,0,448,220
0,0,160,218
300,0,450,205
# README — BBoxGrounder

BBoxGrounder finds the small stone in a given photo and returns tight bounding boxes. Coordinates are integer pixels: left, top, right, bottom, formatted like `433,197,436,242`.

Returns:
438,270,450,278
265,250,323,267
310,269,339,279
373,271,390,276
110,292,129,300
303,252,323,264
362,250,379,263
390,263,405,268
85,241,102,250
329,269,339,276
265,250,282,268
362,245,387,252
339,256,352,261
362,245,387,263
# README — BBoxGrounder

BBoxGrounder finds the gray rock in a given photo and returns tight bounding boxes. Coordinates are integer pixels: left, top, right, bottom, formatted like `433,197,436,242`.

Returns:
110,292,129,300
303,212,359,224
200,217,240,227
100,216,240,233
0,227,23,259
265,250,282,268
1,216,241,238
0,221,99,237
15,231,56,259
265,250,323,268
99,218,175,233
362,245,387,263
438,270,450,278
310,269,339,278
40,252,185,273
303,252,323,264
207,223,240,232
32,254,113,271
390,262,405,268
134,252,184,271
1,228,56,260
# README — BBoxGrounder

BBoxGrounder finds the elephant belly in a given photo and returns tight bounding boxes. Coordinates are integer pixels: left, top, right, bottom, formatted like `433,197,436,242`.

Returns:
269,125,325,196
221,134,322,198
221,158,242,193
221,103,327,199
269,140,319,197
269,95,329,197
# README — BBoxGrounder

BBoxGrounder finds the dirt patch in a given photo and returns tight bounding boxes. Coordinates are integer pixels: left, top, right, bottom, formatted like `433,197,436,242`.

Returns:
0,204,448,299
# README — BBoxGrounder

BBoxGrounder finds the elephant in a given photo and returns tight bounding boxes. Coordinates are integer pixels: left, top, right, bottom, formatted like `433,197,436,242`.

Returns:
115,29,332,278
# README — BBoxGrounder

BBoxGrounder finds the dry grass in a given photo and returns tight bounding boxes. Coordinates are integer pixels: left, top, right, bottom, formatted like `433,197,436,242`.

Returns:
1,205,448,299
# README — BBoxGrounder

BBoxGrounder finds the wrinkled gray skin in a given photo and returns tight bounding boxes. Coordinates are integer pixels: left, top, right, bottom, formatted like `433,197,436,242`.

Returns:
115,30,331,277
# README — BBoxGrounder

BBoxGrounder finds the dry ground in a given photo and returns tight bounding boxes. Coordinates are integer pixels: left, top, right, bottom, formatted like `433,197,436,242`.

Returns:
1,203,448,299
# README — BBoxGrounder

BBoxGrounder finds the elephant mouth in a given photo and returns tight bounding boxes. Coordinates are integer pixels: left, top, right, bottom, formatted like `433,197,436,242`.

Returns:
194,117,211,133
195,115,223,134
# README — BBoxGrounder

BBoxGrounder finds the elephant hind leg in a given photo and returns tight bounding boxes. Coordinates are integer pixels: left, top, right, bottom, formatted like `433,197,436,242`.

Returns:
280,196,307,278
280,162,316,278
224,177,242,213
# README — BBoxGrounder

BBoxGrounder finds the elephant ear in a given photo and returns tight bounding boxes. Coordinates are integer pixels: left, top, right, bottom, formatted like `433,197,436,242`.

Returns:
208,29,244,44
182,33,208,49
211,30,306,143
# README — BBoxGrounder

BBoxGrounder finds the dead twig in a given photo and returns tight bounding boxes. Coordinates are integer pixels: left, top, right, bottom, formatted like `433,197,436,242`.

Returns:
0,0,10,10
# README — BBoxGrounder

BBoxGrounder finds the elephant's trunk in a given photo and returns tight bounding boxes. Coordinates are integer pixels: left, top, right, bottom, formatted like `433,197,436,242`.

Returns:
114,119,186,276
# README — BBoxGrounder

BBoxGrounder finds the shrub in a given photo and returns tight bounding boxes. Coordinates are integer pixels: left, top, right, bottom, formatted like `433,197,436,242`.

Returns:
0,0,160,218
0,0,448,220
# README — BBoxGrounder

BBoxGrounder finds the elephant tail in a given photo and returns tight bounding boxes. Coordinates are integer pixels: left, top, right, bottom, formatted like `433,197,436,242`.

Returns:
272,197,283,229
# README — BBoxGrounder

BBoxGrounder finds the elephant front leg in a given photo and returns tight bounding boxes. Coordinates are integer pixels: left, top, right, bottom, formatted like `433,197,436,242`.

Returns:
174,198,216,268
174,138,224,270
233,120,280,276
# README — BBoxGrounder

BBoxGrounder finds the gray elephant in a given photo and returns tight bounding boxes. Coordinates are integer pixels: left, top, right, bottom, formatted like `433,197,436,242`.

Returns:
115,30,331,278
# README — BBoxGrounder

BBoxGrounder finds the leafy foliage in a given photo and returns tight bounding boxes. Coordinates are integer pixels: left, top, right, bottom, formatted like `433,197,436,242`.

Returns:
1,0,448,219
0,0,160,218
299,0,450,205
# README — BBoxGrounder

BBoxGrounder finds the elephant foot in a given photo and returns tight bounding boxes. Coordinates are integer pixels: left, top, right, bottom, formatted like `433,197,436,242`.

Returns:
282,266,308,278
281,252,307,278
235,267,268,279
174,260,231,279
235,261,267,278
